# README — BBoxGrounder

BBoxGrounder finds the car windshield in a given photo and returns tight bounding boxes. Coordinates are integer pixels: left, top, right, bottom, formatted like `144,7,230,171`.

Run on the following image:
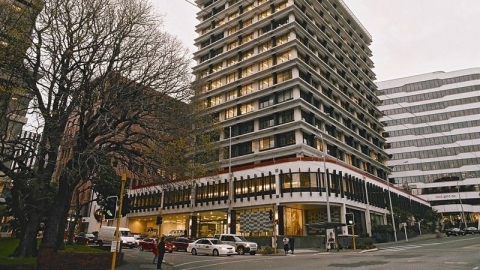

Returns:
209,239,223,245
233,236,247,242
85,234,95,238
120,231,132,237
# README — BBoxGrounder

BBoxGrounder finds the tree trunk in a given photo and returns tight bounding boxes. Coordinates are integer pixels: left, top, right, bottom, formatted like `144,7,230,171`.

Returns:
41,172,78,251
12,211,42,257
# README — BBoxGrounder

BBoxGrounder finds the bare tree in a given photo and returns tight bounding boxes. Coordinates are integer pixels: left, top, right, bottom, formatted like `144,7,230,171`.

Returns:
0,0,195,257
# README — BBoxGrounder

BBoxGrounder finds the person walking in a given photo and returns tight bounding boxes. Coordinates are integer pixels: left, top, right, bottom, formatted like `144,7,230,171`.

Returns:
289,236,295,254
152,238,159,264
156,237,166,269
282,236,289,255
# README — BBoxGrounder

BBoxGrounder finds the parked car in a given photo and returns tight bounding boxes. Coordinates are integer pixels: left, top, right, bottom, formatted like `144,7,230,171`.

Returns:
138,237,175,253
213,234,258,255
137,238,158,251
464,227,480,235
164,239,175,253
172,237,194,251
445,228,465,236
187,238,235,256
74,232,102,245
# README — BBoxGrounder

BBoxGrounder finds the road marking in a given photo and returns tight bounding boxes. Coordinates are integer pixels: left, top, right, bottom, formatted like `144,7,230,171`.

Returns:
177,256,279,269
445,261,468,265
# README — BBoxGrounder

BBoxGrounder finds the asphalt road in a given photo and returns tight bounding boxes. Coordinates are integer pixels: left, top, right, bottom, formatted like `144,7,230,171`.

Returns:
115,234,480,270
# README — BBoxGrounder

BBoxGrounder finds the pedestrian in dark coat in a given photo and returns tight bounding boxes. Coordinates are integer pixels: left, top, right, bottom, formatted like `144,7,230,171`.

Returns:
156,237,166,269
282,237,289,255
289,237,295,254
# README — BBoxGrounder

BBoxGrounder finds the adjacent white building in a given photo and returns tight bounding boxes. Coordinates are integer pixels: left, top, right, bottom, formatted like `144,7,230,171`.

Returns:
378,68,480,227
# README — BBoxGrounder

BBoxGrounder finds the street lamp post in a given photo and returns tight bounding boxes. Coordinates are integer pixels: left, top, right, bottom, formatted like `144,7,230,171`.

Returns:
227,126,233,234
387,180,398,242
317,126,331,223
456,183,467,228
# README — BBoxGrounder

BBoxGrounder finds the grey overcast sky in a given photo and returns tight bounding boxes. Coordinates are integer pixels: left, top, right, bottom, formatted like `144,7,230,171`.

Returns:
151,0,480,82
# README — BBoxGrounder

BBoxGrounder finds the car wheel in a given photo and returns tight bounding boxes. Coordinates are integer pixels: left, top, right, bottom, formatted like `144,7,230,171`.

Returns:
249,251,256,255
98,241,103,247
191,248,197,255
237,247,245,255
213,249,219,256
139,246,144,251
447,234,450,237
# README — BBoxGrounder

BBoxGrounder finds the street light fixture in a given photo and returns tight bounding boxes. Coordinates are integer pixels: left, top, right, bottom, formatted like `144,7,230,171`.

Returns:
316,125,331,223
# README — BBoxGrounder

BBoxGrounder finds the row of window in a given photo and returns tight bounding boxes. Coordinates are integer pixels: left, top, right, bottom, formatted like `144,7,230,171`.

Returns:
379,74,480,95
126,170,429,216
382,96,480,116
390,131,480,148
387,119,480,138
391,145,480,160
391,170,480,185
200,36,290,78
201,51,292,93
198,2,289,61
384,107,480,126
381,85,480,106
420,185,480,195
394,157,480,172
224,130,296,158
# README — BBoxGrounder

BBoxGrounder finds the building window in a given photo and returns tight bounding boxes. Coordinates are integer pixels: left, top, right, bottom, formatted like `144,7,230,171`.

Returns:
278,109,294,124
211,78,223,89
276,33,290,45
227,40,238,50
228,25,239,35
226,89,238,101
258,0,268,5
278,50,291,63
240,102,255,115
258,9,271,20
226,72,237,83
277,70,292,83
241,48,254,61
211,95,221,106
244,3,254,12
241,83,254,96
225,107,237,119
275,1,288,12
259,136,275,150
243,17,254,28
229,12,239,21
258,76,273,90
212,62,223,73
258,41,272,53
259,95,274,109
277,131,295,147
259,115,275,129
258,58,273,71
226,56,238,67
199,69,209,79
201,83,210,93
215,18,225,27
242,65,254,77
241,33,254,44
278,89,293,103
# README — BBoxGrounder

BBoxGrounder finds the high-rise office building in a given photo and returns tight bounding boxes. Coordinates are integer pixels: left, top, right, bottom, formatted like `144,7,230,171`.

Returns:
0,0,43,194
378,68,480,227
100,0,431,240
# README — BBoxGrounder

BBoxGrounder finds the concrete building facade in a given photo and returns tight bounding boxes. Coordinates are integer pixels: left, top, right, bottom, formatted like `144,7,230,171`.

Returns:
89,0,431,241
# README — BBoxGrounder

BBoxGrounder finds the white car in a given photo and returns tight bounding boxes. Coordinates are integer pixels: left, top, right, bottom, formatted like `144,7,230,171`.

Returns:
187,238,235,256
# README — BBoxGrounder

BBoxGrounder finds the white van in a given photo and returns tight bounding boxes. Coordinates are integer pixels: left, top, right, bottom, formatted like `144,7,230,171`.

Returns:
98,226,136,249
